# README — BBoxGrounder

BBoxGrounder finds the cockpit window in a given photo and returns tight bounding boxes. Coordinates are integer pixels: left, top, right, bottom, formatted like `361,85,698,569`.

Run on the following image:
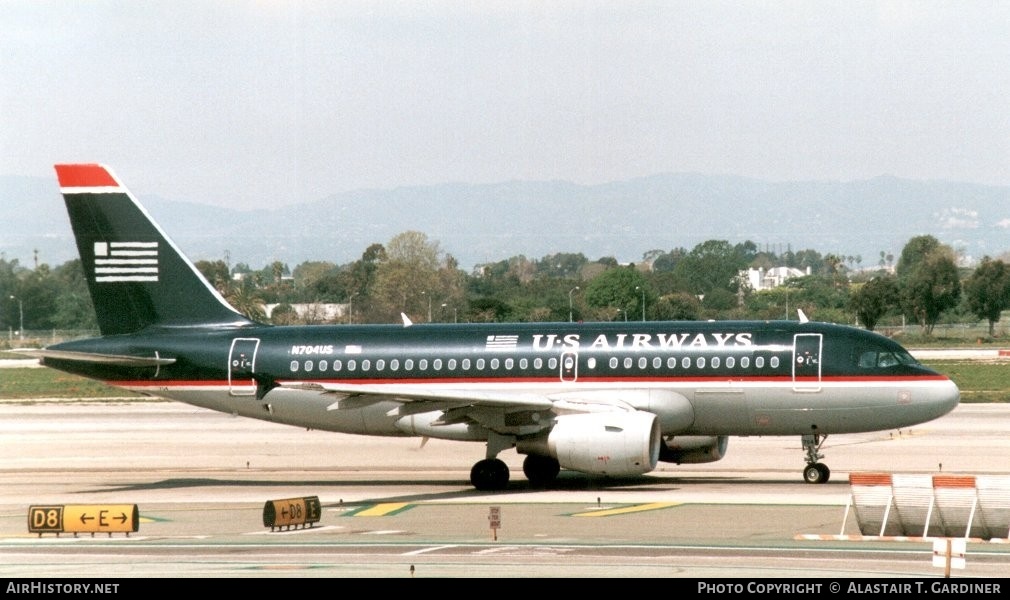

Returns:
877,352,899,368
859,350,920,369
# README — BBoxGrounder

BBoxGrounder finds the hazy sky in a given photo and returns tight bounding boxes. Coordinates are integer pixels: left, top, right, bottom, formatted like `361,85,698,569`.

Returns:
2,1,1008,209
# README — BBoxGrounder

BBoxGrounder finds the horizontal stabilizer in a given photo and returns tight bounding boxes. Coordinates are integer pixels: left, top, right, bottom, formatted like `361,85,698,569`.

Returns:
14,348,176,367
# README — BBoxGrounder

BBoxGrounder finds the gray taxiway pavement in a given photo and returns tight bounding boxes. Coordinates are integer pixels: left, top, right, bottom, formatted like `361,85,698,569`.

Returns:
1,400,1009,578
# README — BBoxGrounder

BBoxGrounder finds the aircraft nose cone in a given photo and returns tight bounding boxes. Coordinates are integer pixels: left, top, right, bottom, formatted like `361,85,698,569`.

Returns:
933,377,960,417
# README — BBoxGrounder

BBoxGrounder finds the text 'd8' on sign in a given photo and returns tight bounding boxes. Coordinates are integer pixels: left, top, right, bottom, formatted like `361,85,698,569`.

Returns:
263,496,322,531
28,504,139,537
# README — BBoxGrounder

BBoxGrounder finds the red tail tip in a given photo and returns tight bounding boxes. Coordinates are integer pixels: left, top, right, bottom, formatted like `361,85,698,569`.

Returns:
54,164,119,188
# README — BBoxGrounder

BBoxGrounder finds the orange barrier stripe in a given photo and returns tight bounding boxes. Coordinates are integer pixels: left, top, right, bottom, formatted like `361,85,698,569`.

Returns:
849,472,892,486
933,475,976,488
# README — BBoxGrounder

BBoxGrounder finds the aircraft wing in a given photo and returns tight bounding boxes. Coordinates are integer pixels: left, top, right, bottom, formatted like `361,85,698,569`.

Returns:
279,381,555,411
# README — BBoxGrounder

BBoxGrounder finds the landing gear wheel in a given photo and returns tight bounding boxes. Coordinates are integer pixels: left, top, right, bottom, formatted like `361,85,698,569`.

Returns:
803,462,830,484
471,458,510,491
522,454,561,488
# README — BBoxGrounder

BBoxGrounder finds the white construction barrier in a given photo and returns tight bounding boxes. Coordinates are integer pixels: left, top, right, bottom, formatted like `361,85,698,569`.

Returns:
842,472,1010,541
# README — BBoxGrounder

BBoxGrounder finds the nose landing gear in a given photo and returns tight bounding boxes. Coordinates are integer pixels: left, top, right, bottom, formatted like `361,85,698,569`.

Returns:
801,433,830,484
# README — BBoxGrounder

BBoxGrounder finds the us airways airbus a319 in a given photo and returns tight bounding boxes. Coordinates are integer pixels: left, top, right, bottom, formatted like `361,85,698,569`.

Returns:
24,164,960,491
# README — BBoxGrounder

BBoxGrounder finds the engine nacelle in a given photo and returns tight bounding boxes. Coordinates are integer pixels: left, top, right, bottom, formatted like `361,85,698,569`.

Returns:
517,411,660,476
659,435,729,464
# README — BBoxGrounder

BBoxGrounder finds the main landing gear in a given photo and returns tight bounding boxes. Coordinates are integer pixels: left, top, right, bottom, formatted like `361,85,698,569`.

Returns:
468,432,562,491
470,458,510,491
801,433,830,484
470,455,562,490
522,454,561,488
470,431,515,492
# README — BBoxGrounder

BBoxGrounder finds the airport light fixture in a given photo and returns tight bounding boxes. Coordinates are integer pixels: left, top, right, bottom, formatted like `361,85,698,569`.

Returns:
348,292,358,324
636,286,645,321
8,294,22,339
569,286,579,323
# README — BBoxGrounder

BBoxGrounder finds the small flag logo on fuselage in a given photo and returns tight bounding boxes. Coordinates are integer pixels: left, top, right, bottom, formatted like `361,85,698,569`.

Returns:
93,241,159,282
485,335,519,350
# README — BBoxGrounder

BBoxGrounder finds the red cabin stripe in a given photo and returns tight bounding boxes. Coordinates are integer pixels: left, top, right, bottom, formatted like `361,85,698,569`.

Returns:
54,164,118,188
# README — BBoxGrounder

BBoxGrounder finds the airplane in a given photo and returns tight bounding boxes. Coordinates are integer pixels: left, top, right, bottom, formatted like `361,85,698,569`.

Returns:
23,163,960,491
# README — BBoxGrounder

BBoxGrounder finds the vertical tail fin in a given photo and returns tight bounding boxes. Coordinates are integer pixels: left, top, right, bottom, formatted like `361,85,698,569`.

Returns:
55,164,254,335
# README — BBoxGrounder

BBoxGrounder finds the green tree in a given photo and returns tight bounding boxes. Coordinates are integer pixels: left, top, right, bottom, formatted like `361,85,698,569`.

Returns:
672,240,748,296
651,292,701,320
964,257,1010,336
537,252,588,279
848,275,899,331
292,261,338,297
195,260,231,292
371,231,443,323
896,235,961,335
224,276,267,322
651,247,687,273
50,259,97,330
584,266,649,320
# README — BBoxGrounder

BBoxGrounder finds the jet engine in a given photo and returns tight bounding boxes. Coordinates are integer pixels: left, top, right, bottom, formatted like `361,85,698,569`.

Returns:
517,410,660,476
658,435,729,464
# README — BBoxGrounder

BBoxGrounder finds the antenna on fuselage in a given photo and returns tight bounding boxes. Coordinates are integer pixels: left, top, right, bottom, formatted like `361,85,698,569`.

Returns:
401,312,414,327
797,308,810,323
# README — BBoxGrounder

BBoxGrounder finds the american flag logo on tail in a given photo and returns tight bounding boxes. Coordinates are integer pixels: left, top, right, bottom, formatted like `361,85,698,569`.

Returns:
94,241,159,282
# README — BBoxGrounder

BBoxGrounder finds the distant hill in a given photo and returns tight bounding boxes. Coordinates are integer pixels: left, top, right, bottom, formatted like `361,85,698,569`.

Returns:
3,173,1010,272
